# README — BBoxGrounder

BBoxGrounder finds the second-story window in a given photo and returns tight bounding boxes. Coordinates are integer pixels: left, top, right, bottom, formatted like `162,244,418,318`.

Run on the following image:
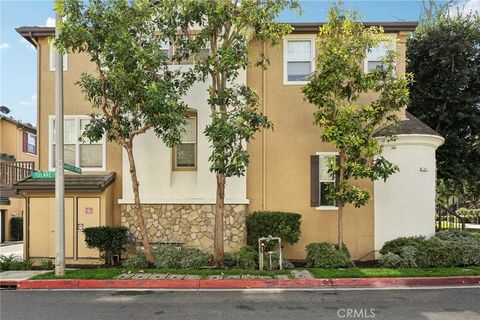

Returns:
49,116,105,171
365,41,396,72
173,111,197,170
23,131,36,155
284,36,315,84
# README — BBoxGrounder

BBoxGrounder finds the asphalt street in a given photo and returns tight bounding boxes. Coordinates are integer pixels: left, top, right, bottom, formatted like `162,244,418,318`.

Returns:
1,288,479,320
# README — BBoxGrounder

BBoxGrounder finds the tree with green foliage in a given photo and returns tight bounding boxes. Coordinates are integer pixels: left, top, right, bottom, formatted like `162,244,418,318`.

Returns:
55,0,194,265
303,5,411,248
407,11,480,207
168,0,299,265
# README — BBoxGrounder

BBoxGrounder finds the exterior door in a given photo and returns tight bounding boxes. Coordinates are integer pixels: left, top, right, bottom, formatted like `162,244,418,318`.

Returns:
77,198,100,258
29,197,74,258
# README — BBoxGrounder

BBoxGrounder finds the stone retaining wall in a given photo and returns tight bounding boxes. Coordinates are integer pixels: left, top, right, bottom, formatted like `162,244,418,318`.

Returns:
120,204,247,253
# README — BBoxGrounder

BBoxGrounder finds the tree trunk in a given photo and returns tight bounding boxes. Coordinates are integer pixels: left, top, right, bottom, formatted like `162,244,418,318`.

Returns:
213,172,225,266
125,144,154,266
337,151,345,249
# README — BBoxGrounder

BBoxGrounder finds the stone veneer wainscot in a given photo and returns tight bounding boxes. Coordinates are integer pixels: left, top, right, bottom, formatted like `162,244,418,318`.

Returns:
120,204,248,252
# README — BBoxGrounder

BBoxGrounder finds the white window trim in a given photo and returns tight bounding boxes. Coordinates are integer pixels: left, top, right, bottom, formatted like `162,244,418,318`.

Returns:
315,151,339,211
49,42,68,71
364,40,396,73
173,113,197,171
48,115,106,172
25,132,37,156
283,34,316,85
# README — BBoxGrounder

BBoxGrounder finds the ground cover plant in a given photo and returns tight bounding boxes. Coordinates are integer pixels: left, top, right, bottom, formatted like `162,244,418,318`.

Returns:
379,230,480,268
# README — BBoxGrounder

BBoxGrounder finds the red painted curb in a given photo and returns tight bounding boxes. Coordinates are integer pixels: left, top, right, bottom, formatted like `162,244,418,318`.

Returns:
7,276,480,290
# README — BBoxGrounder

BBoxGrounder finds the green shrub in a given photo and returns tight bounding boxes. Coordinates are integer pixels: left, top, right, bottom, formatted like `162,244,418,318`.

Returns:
179,248,211,269
399,246,418,267
415,237,454,268
305,242,354,268
223,252,236,268
0,254,18,271
235,246,258,270
84,226,129,265
246,211,302,246
0,255,32,271
380,252,403,268
380,246,417,268
122,252,147,269
449,238,480,266
152,245,211,269
40,259,55,270
379,236,426,255
152,245,182,268
380,231,480,268
10,217,23,241
435,230,474,241
122,245,211,269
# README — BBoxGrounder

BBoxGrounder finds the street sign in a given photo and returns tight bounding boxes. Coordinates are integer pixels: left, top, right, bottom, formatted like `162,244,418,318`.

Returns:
64,163,82,174
32,171,55,179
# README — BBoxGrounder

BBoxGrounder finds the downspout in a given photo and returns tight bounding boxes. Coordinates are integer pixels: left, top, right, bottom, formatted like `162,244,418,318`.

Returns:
28,32,40,170
262,40,267,210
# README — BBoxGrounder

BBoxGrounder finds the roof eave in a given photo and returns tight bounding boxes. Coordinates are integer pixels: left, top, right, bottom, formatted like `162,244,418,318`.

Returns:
290,21,418,33
15,27,55,47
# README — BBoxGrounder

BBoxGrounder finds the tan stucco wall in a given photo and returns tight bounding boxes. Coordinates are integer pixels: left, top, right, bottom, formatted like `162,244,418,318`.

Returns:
0,198,25,241
0,119,37,164
246,31,408,260
36,37,123,226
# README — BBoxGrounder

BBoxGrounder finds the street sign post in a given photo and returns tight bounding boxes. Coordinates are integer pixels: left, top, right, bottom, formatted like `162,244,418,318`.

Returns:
32,172,56,179
64,163,82,174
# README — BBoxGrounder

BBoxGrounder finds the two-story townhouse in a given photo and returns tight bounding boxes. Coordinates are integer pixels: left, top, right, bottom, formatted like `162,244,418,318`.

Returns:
15,27,121,262
0,116,37,243
247,22,444,260
15,21,443,264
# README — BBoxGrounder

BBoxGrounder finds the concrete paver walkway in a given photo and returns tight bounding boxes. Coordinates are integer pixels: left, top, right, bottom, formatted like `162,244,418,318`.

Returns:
114,270,313,280
0,270,50,281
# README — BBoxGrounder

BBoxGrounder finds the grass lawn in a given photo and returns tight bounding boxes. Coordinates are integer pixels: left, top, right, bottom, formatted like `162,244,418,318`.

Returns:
309,266,480,278
30,268,291,280
29,266,480,280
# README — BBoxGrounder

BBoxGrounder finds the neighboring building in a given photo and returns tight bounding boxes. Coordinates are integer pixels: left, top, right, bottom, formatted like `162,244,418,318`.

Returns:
0,116,37,243
15,21,443,263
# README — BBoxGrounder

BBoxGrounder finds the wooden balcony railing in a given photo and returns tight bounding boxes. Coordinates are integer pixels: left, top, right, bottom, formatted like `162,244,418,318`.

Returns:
0,161,35,186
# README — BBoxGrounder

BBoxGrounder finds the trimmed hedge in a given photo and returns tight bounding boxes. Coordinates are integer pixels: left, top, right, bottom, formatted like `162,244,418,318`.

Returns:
246,211,302,246
380,231,480,268
305,242,354,268
10,217,23,241
84,226,129,265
